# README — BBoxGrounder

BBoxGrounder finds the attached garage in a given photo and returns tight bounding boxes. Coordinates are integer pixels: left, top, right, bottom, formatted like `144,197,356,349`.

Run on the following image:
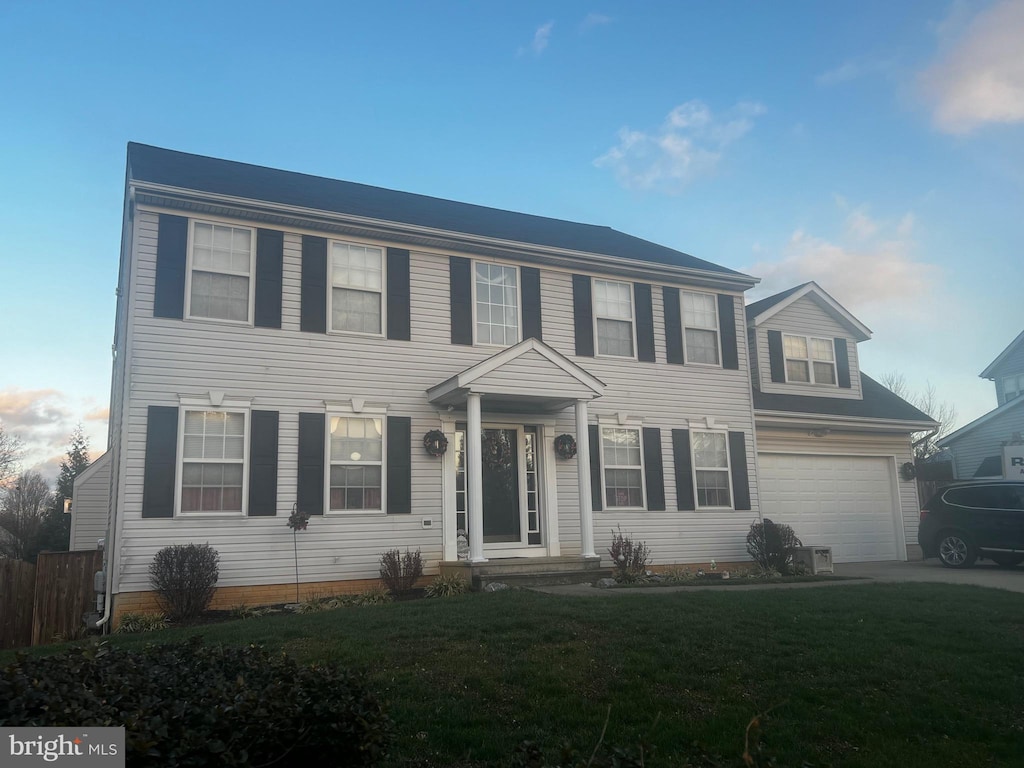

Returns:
758,452,901,562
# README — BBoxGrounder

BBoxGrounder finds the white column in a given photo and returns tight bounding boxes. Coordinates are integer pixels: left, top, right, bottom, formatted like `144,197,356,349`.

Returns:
467,392,487,563
575,399,597,558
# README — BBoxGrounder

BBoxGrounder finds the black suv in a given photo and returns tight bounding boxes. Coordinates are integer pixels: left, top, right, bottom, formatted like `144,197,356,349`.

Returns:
919,482,1024,568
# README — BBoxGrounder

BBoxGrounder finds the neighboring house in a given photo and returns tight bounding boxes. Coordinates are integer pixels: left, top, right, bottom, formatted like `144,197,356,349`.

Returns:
745,283,937,561
69,452,110,551
937,331,1024,480
97,144,932,620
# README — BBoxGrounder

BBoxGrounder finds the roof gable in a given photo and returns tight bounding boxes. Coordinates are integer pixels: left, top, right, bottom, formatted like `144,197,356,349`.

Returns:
745,282,871,342
980,329,1024,379
937,392,1024,447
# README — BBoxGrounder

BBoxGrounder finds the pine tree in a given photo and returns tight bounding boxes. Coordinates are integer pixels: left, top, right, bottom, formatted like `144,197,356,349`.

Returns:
36,426,91,555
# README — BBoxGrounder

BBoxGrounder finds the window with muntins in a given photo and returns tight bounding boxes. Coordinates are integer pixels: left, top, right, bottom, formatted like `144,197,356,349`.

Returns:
475,263,519,345
602,427,644,508
180,410,246,513
1003,374,1024,402
330,241,384,334
594,279,634,357
329,417,383,511
691,430,731,508
783,334,837,385
188,222,254,322
682,291,720,365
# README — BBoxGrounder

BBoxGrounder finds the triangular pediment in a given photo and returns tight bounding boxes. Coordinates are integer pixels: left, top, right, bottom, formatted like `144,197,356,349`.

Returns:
746,282,871,342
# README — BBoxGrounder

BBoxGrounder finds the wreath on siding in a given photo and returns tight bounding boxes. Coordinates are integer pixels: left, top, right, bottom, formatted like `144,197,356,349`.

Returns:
554,434,578,460
900,461,917,481
423,430,449,457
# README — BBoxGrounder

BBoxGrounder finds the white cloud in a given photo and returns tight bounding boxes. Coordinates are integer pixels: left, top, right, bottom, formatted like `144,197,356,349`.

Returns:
920,0,1024,133
519,21,554,56
580,12,611,32
815,55,894,87
594,100,765,193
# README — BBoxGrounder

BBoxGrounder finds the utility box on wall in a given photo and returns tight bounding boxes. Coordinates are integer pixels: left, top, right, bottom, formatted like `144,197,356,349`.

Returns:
792,546,834,574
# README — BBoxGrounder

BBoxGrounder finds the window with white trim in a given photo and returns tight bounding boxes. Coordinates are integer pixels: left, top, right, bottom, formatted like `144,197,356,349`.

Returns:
330,241,384,334
681,291,720,365
691,430,731,508
1003,374,1024,402
594,279,634,357
783,334,836,385
475,262,519,345
180,410,247,514
601,427,644,508
188,222,254,323
328,416,383,511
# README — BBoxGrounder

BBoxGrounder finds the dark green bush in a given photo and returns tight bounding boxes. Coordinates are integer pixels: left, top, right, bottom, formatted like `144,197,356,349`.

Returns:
149,543,219,622
746,518,802,574
0,638,392,767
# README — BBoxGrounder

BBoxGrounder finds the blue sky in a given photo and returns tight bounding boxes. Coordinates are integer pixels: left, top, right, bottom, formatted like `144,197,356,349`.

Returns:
1,0,1022,478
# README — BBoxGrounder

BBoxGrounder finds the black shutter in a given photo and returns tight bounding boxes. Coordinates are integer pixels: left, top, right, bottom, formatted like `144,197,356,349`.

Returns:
154,214,188,319
248,410,279,516
521,266,543,341
450,256,473,345
835,338,851,388
142,405,178,518
573,275,594,357
635,283,656,363
588,424,603,511
387,416,412,514
728,431,751,511
642,427,665,511
297,412,325,515
718,294,739,370
672,429,695,511
767,330,786,383
254,229,283,329
663,287,684,365
387,248,411,341
300,235,327,333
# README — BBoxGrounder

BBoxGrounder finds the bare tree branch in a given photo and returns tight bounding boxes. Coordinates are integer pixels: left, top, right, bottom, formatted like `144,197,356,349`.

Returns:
880,372,957,459
0,471,53,561
0,423,23,489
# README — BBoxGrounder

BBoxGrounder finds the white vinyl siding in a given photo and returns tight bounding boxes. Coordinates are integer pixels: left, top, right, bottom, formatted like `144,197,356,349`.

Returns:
1003,374,1024,403
593,279,635,357
330,241,384,335
179,410,247,515
682,291,720,365
691,430,731,508
601,427,645,508
70,453,111,551
328,416,383,512
186,221,254,323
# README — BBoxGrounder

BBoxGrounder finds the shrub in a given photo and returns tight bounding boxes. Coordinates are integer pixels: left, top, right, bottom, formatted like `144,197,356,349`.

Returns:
746,519,802,575
115,612,169,633
297,587,393,613
0,638,393,767
425,573,470,597
349,585,393,605
229,604,271,621
607,526,651,583
379,548,423,595
149,543,220,622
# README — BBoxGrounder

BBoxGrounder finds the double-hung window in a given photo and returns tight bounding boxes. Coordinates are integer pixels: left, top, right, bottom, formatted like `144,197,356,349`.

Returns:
682,291,720,365
784,334,836,385
1003,374,1024,402
601,427,645,508
594,279,634,357
328,416,383,511
475,263,519,345
188,221,254,323
330,241,384,334
180,410,247,514
691,430,731,508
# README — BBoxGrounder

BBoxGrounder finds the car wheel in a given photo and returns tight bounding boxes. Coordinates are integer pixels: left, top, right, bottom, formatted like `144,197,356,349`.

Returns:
938,532,976,569
988,553,1024,568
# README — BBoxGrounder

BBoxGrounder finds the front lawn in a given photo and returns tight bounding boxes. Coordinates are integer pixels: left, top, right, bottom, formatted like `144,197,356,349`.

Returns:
11,583,1024,766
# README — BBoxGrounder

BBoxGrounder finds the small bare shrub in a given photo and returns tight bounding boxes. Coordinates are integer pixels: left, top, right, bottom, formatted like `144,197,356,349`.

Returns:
379,548,423,595
607,526,651,583
746,519,802,575
148,543,220,622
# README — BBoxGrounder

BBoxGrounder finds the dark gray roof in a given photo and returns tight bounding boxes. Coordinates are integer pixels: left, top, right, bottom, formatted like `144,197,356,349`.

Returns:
753,373,935,424
745,283,810,319
128,142,744,276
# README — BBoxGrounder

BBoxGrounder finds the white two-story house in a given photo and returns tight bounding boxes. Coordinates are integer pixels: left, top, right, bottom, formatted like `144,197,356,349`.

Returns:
77,144,934,620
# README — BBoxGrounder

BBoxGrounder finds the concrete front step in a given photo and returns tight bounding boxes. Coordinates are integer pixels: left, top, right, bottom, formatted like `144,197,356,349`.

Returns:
479,569,613,588
438,556,608,589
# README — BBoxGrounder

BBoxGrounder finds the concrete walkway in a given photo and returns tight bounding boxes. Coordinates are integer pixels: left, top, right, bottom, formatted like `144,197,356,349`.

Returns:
531,559,1024,597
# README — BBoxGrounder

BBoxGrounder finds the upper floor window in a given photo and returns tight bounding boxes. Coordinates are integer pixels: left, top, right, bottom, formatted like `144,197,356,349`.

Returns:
330,241,384,334
1003,374,1024,402
594,279,635,357
784,334,836,385
601,427,645,508
691,430,731,508
187,222,254,323
475,263,519,346
328,416,383,512
682,291,720,365
179,409,247,514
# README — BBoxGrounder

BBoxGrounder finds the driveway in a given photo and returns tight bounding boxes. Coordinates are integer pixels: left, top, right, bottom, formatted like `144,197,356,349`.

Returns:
835,559,1024,593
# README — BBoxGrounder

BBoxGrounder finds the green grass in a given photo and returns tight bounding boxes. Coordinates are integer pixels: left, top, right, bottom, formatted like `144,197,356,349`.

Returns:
8,583,1024,766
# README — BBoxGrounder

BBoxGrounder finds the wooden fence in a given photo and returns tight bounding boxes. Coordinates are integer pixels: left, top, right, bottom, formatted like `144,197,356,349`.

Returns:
0,550,103,649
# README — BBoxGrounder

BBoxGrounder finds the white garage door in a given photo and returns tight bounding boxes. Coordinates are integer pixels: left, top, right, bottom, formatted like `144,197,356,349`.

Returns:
758,454,900,563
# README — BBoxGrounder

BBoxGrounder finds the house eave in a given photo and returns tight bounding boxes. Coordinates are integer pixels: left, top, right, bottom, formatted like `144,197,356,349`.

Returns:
979,329,1024,379
755,409,938,434
937,395,1024,447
